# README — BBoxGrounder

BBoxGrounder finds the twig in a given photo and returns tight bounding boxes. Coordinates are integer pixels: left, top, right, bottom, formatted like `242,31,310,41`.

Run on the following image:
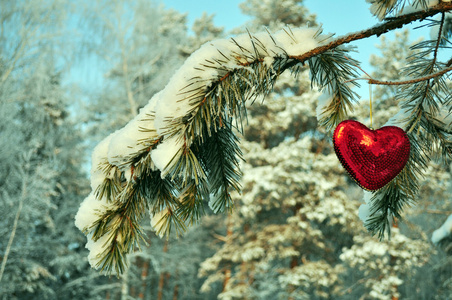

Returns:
343,65,452,85
446,57,452,68
432,12,445,66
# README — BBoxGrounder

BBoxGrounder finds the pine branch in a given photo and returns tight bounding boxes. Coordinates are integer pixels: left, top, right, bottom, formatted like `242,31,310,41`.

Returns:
365,133,427,238
89,204,147,275
195,121,243,214
308,49,361,130
300,2,451,130
176,178,208,225
79,27,334,275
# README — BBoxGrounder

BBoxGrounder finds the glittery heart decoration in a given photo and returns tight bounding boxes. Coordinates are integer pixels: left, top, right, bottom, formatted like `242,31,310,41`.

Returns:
333,120,410,191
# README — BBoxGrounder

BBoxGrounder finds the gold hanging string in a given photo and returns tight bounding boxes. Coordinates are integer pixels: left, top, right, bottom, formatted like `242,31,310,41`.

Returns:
369,83,373,129
341,55,374,128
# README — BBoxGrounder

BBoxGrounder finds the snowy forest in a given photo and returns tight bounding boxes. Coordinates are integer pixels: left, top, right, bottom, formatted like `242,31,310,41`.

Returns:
1,0,452,299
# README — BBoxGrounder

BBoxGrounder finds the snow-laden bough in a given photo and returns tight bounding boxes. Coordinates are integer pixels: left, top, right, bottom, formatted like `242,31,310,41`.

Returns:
75,26,360,274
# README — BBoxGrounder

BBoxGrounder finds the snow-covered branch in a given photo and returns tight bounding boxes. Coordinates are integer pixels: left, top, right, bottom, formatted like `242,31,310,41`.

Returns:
432,214,452,244
75,26,346,273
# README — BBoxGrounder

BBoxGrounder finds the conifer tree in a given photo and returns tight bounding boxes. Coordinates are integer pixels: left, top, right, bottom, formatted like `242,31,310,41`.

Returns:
0,1,93,298
80,0,189,139
75,0,452,278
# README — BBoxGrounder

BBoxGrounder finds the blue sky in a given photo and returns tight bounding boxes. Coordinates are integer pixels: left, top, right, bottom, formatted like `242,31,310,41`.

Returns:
162,0,375,33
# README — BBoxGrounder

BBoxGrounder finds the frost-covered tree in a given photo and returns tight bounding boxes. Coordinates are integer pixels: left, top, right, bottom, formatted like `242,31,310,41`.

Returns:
180,12,225,56
239,0,316,30
75,0,452,286
80,0,189,138
430,215,452,299
340,228,430,300
0,1,92,298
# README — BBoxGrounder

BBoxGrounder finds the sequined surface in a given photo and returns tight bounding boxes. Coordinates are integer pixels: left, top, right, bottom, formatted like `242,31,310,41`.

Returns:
333,120,411,191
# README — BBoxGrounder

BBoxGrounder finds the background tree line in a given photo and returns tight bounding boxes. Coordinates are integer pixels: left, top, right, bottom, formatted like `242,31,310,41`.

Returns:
0,0,450,299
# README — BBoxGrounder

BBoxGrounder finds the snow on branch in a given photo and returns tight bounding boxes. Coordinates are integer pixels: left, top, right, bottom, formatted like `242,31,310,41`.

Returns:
432,214,452,244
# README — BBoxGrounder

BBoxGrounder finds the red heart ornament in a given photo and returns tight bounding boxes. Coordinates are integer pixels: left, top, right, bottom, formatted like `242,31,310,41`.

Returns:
333,120,410,191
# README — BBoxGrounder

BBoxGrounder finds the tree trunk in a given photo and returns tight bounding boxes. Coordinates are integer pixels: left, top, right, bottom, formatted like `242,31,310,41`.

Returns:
121,264,129,300
173,283,179,300
290,256,298,269
157,240,169,300
138,257,149,300
122,55,138,117
222,215,233,292
223,268,231,291
0,165,28,283
390,219,399,300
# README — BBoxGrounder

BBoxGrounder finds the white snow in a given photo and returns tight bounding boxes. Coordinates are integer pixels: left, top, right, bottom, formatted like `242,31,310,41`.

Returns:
358,203,372,223
150,132,184,176
367,0,397,20
367,0,441,20
316,90,333,121
122,166,133,183
263,56,275,68
273,28,319,56
432,214,452,244
399,0,440,16
150,208,169,238
358,191,387,226
85,231,115,269
74,192,117,232
358,191,373,223
90,133,115,191
107,95,160,167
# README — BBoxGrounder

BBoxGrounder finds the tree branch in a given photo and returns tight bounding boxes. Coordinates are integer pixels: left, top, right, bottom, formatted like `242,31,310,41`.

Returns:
289,2,452,64
432,12,445,65
344,65,452,85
